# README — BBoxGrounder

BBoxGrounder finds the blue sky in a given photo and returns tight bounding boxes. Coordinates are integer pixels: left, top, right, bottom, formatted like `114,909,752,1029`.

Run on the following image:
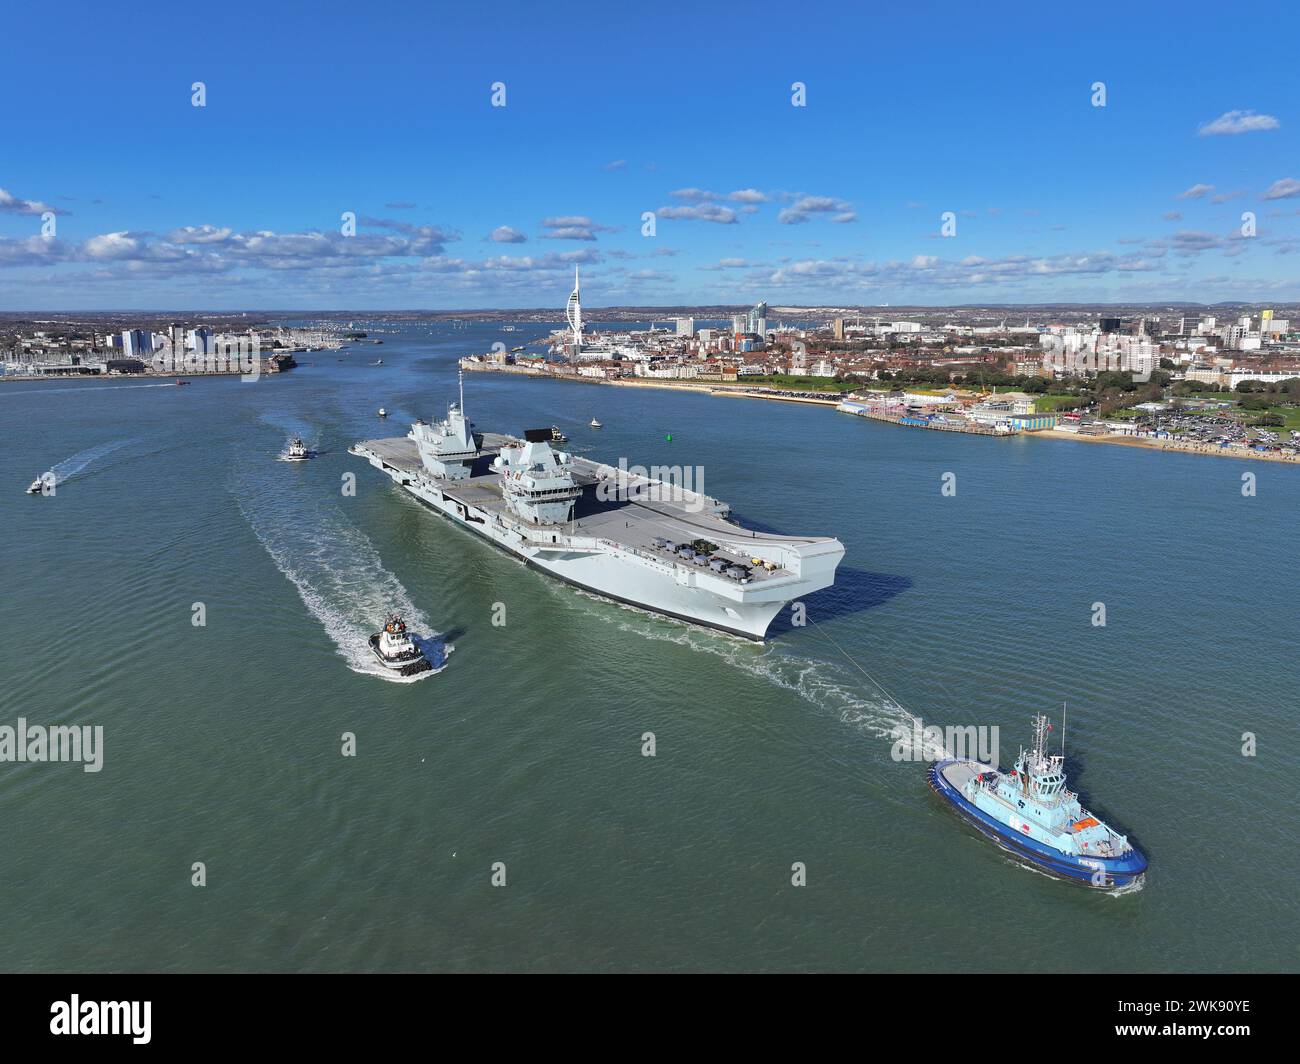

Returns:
3,0,1299,309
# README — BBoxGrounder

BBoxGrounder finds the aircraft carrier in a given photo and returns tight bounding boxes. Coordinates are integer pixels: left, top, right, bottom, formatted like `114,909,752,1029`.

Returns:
349,380,844,640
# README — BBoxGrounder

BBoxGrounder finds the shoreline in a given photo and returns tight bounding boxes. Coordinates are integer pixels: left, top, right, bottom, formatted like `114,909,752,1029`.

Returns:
466,362,1300,466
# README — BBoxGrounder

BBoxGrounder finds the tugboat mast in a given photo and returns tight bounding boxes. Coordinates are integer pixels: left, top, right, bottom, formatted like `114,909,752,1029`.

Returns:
1030,713,1050,766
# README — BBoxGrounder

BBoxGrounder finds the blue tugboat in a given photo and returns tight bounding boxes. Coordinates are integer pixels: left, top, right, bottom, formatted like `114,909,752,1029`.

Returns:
928,713,1146,889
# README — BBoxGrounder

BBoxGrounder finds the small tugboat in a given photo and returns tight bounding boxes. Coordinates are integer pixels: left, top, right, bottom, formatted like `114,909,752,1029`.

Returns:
377,407,387,418
368,614,432,676
26,476,45,495
589,417,602,428
928,712,1146,890
284,437,312,462
549,425,568,444
372,359,383,366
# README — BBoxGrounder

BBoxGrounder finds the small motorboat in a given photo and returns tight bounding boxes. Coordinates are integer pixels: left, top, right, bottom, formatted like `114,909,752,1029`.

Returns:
369,614,432,676
26,476,45,495
378,407,388,418
550,425,568,444
284,437,312,461
372,359,383,366
589,417,603,428
175,378,190,386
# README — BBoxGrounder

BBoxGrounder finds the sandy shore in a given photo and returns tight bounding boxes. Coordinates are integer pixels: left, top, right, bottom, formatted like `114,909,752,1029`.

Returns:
463,363,842,406
1031,428,1300,464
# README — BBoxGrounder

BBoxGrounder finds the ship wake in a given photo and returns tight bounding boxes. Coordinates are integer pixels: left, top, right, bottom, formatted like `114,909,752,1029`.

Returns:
45,438,134,485
232,461,451,683
563,588,911,738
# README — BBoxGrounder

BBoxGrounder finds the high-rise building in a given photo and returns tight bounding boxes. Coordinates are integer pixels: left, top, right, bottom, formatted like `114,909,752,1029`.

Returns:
121,329,153,357
748,301,768,337
187,328,212,354
675,317,695,337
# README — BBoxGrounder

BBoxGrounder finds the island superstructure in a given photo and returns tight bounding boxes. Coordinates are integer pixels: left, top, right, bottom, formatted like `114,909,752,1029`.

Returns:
350,376,844,640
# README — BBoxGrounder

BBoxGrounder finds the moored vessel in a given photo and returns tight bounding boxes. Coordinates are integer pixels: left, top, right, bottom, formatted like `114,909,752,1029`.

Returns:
928,713,1146,889
368,614,432,675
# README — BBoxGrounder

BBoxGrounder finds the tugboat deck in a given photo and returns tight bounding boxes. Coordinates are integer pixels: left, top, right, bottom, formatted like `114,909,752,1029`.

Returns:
939,760,985,792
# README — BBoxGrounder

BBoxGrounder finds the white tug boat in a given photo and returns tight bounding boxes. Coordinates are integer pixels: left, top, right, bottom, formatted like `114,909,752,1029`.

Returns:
368,614,432,676
26,476,45,495
285,437,312,461
378,408,388,418
589,417,602,428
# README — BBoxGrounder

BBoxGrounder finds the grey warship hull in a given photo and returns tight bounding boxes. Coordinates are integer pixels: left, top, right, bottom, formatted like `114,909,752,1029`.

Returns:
349,432,843,640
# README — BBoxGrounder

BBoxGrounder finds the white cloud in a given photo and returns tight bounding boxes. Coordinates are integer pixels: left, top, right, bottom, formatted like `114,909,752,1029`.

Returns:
539,215,616,241
1262,178,1300,200
778,195,853,224
490,226,527,243
1198,110,1280,136
0,187,67,216
168,225,234,244
656,203,738,224
1178,184,1214,200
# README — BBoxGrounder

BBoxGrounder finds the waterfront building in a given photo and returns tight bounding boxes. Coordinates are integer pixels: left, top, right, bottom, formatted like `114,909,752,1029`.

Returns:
187,328,213,355
120,329,153,357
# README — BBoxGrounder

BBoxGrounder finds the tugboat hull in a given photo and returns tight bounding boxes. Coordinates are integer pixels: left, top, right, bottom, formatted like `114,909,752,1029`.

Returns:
928,760,1147,889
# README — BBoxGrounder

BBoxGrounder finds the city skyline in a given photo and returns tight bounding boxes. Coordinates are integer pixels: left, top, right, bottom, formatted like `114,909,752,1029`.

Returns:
4,0,1300,310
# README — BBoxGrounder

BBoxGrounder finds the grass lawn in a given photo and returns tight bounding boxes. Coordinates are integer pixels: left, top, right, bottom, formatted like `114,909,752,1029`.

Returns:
1033,394,1085,412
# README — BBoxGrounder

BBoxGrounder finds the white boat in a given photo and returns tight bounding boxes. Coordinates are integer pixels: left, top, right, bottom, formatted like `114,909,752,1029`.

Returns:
589,417,602,428
26,477,44,495
372,359,383,366
368,614,432,676
284,437,312,461
378,408,388,418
